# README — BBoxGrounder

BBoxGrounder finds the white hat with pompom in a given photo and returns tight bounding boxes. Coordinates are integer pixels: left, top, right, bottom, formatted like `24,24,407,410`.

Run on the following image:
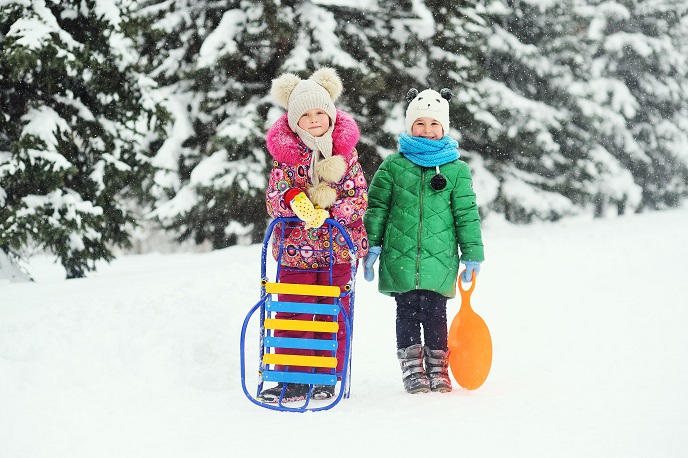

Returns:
271,68,343,133
270,68,347,190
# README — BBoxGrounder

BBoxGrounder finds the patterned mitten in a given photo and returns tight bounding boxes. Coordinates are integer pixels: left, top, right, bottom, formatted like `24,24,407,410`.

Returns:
305,208,329,229
287,190,317,223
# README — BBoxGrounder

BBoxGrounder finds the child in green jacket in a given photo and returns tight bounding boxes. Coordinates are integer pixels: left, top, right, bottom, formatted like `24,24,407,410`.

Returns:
363,88,485,394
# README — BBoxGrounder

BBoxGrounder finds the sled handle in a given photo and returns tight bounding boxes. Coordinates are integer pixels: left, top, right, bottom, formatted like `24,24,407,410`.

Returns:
458,270,476,295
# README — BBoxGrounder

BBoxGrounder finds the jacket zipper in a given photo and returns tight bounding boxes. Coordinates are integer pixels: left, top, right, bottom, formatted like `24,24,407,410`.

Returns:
416,168,425,288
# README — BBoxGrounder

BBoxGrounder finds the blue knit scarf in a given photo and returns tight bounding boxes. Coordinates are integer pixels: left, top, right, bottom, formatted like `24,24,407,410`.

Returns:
398,132,460,167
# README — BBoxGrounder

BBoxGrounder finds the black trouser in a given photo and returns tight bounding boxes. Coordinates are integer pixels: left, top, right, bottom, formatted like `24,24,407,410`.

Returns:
394,289,448,351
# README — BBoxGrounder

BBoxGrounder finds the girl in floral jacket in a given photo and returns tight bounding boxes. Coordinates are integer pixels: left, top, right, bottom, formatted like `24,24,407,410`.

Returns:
260,68,368,403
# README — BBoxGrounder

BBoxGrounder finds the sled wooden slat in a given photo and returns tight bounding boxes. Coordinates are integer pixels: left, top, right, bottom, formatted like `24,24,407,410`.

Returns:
264,336,338,351
263,353,337,368
264,282,340,298
264,318,338,333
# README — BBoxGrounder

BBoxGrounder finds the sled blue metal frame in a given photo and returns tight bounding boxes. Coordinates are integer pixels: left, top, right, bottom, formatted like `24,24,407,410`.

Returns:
240,217,358,412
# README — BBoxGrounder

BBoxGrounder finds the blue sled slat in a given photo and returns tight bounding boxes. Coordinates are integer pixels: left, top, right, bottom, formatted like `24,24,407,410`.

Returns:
263,370,337,386
266,301,340,316
264,336,338,351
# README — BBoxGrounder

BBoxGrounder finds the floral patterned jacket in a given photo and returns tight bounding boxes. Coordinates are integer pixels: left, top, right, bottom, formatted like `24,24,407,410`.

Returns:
265,110,369,268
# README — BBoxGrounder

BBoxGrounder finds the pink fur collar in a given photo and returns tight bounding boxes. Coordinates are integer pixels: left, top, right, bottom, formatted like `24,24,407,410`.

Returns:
266,110,360,165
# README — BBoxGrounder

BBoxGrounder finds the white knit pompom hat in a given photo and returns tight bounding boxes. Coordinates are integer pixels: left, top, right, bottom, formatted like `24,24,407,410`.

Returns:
271,68,344,186
404,88,453,135
271,67,342,136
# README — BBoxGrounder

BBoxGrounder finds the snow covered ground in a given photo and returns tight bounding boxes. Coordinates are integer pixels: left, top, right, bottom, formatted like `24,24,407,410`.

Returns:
2,208,687,458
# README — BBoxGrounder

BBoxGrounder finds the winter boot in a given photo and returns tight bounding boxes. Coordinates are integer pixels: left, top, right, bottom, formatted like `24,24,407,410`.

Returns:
257,382,309,403
424,346,453,393
312,384,336,400
397,344,431,394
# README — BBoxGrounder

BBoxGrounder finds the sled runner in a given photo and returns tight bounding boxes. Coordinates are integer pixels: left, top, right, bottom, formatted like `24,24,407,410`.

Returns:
240,217,357,412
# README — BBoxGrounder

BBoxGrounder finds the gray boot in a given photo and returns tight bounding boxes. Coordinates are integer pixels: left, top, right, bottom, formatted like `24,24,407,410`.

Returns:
397,344,431,394
424,346,453,393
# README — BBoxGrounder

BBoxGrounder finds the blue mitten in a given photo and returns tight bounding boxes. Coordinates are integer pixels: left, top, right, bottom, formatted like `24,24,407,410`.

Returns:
363,246,382,282
460,260,482,283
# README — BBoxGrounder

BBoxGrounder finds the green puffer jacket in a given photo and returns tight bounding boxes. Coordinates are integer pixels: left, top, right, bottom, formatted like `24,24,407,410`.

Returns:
364,153,484,298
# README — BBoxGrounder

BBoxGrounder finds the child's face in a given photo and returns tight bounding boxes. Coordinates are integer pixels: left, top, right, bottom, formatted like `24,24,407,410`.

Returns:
297,108,331,137
411,117,444,140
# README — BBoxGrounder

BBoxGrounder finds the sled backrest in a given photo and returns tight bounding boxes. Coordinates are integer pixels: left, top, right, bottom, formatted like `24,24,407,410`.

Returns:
261,282,340,388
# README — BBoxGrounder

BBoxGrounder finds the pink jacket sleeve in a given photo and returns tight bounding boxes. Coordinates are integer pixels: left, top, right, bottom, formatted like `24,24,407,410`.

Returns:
265,165,300,218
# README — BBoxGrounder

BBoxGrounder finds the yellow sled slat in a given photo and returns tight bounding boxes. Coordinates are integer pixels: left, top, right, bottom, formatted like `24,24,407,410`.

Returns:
264,282,340,298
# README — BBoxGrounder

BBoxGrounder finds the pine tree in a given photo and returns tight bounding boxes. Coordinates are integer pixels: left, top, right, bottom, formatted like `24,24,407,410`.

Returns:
126,0,688,253
475,0,633,221
310,0,433,176
0,0,165,278
138,0,430,248
588,0,688,211
138,0,305,248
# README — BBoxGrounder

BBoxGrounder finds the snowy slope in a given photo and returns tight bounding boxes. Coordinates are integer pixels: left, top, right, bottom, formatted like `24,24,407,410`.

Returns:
2,208,687,458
